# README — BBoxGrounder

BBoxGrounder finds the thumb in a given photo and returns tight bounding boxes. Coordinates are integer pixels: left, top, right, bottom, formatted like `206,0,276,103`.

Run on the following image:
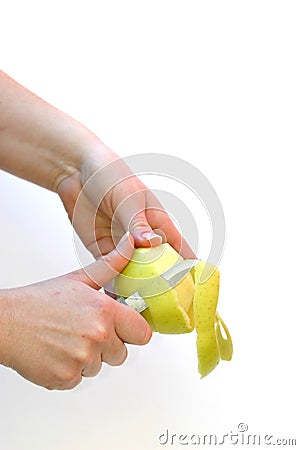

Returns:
114,186,163,248
70,231,134,289
129,210,163,247
113,300,153,345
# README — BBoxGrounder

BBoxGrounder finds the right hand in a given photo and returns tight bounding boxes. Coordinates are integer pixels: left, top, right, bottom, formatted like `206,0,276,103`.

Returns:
0,233,152,390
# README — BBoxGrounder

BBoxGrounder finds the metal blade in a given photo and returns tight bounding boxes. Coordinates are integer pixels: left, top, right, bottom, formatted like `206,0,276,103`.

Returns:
116,258,200,313
116,292,148,313
161,258,200,288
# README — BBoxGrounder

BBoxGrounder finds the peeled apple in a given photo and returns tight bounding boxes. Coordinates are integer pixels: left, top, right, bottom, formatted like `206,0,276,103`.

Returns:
114,243,233,377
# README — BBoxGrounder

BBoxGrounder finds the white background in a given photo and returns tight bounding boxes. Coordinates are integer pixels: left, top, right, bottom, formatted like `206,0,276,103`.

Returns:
1,1,299,449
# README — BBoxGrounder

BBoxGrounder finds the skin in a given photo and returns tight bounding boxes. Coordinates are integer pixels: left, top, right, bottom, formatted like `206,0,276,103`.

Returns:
193,262,233,378
0,234,152,390
0,70,194,390
114,247,232,374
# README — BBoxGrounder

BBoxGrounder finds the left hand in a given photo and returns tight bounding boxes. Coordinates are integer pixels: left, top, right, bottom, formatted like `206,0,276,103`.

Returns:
57,150,194,259
0,71,194,260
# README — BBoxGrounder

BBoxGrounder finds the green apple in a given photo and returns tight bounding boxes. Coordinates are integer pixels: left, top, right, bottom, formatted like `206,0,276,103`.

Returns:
114,243,233,376
114,243,195,334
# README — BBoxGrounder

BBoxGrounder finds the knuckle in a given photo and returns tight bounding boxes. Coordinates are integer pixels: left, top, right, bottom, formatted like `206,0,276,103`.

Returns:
94,325,110,343
56,366,79,384
102,253,119,273
74,347,91,365
88,320,111,343
87,304,114,343
130,216,148,229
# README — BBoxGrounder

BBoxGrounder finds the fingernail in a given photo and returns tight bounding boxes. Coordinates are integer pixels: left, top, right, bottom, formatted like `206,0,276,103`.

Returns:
140,231,163,244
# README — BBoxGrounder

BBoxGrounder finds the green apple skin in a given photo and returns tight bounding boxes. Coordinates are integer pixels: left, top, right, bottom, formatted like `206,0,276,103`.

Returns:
114,243,194,334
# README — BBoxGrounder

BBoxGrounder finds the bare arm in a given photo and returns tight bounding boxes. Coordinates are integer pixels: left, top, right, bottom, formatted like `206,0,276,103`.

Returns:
0,70,116,191
0,70,194,390
0,70,193,256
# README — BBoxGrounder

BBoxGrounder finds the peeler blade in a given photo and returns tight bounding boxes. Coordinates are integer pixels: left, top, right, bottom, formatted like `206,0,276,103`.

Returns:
116,258,200,313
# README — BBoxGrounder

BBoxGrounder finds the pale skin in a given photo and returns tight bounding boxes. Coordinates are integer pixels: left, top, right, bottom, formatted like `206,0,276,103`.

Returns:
0,70,194,390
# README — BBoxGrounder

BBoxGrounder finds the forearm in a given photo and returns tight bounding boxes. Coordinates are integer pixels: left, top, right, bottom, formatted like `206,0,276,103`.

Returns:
0,70,116,191
0,289,12,367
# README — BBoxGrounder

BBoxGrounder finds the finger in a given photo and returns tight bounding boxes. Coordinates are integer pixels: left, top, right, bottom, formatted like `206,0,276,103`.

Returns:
101,340,128,366
143,206,196,259
113,301,152,345
113,185,163,247
129,210,163,247
70,231,134,289
53,373,83,391
158,219,196,259
81,349,103,378
123,190,194,255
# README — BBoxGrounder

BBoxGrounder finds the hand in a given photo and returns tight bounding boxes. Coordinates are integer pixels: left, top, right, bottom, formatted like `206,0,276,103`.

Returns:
0,72,193,259
57,146,195,259
0,233,151,390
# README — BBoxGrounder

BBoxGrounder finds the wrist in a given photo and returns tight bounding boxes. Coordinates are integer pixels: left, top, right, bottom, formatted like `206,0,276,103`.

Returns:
54,132,120,199
0,71,117,192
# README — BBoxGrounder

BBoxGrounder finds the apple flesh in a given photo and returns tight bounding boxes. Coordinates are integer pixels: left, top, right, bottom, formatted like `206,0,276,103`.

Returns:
114,243,195,334
114,243,233,376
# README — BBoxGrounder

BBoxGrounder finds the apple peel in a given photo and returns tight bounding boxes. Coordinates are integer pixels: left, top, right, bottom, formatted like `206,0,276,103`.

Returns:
193,261,233,378
114,244,233,377
140,275,194,334
114,244,195,334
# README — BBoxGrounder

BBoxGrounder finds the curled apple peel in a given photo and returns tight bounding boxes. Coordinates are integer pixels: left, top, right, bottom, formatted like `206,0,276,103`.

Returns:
114,243,233,377
193,261,233,377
